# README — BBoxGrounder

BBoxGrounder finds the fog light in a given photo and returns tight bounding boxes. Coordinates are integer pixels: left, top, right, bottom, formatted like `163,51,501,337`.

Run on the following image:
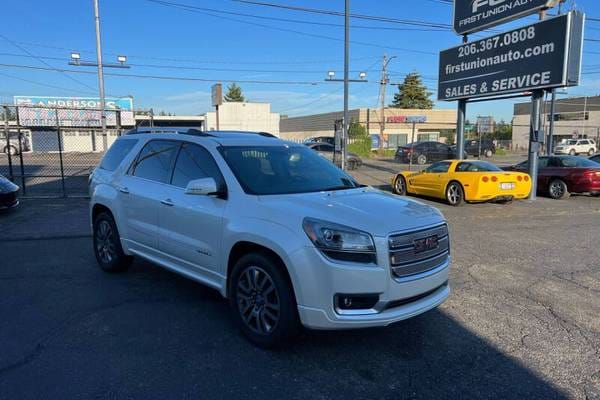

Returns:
335,294,379,311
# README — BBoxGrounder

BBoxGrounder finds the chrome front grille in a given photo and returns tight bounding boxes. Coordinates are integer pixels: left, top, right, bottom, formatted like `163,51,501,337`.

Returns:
388,224,449,279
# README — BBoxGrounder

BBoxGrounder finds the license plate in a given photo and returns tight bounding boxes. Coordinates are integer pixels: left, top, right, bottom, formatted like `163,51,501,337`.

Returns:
500,182,514,190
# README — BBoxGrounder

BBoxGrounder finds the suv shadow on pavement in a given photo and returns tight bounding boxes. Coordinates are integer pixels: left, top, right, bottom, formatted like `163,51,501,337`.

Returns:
0,242,567,399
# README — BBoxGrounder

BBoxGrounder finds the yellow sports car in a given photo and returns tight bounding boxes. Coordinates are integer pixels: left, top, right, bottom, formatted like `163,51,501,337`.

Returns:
391,160,532,206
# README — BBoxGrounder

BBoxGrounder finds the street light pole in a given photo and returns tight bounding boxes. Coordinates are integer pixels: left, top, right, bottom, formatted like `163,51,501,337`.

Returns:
342,0,350,171
93,0,108,151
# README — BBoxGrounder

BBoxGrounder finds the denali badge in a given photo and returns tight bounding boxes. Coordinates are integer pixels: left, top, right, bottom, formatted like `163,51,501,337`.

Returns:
414,235,439,253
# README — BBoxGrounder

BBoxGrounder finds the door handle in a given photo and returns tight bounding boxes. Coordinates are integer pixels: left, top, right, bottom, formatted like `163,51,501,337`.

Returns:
161,199,174,207
118,186,129,194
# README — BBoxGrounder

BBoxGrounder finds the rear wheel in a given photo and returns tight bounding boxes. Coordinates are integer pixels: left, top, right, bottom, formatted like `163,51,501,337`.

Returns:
548,179,570,200
446,181,464,206
347,159,357,170
484,149,493,158
569,149,576,156
4,146,17,156
393,175,407,195
230,253,299,348
589,148,595,156
93,212,132,272
417,154,427,165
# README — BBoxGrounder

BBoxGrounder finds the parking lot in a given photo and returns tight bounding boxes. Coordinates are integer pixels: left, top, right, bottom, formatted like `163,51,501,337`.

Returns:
0,161,599,400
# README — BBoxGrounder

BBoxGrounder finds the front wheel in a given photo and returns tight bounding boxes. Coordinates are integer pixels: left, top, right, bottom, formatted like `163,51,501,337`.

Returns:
484,149,493,158
230,253,299,348
569,149,576,156
589,148,596,156
4,146,17,156
548,179,570,200
393,175,407,195
416,154,427,165
93,212,132,272
446,181,465,206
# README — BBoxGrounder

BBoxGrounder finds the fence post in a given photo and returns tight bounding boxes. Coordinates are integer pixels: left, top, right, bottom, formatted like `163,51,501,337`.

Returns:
3,106,14,182
54,109,67,197
116,110,122,137
14,107,26,195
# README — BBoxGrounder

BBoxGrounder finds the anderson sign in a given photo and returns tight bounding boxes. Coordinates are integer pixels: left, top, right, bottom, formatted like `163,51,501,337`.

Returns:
454,0,558,35
438,12,584,101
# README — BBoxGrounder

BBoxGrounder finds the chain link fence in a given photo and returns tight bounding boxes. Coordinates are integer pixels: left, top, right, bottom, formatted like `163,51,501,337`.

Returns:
0,104,133,198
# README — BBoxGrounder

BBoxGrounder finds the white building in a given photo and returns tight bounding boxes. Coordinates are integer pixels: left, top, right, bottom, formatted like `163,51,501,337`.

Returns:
204,102,280,136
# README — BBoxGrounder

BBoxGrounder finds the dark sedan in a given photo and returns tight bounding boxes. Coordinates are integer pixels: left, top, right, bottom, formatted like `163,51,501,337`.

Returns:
395,141,466,165
507,156,600,199
305,142,363,170
0,174,19,209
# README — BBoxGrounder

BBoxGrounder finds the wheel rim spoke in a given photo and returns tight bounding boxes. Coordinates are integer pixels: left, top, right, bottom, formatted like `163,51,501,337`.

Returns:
236,266,280,336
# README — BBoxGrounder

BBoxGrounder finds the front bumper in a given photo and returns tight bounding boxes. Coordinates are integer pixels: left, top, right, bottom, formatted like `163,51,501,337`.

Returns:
0,191,19,209
289,237,451,330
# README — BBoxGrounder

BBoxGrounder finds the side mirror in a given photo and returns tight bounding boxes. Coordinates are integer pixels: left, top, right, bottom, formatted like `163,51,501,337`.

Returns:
185,178,218,196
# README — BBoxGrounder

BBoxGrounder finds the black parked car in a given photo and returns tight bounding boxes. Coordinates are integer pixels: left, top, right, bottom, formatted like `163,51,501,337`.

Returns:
454,139,496,158
305,142,363,170
0,174,19,210
303,136,335,146
395,141,466,165
590,154,600,164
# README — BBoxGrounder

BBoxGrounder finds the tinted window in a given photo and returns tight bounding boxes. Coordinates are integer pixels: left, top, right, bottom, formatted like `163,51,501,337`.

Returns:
99,139,138,171
555,156,599,168
171,143,224,188
219,145,361,195
132,140,179,183
456,161,502,172
426,161,451,173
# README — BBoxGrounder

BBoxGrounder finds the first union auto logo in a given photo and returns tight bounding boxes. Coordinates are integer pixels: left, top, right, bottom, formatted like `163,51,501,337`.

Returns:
414,235,439,253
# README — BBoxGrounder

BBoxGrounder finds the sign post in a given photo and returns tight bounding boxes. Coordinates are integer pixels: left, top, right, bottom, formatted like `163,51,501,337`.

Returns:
211,83,222,131
406,116,426,171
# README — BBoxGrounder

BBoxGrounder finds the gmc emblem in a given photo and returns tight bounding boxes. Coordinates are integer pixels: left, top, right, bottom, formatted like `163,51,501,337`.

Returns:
414,235,439,253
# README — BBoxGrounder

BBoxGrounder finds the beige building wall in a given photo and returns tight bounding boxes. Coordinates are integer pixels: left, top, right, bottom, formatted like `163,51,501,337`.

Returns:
205,102,280,135
279,108,457,144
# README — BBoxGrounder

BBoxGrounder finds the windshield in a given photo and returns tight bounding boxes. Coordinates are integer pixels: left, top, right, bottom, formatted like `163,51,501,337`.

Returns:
218,145,361,195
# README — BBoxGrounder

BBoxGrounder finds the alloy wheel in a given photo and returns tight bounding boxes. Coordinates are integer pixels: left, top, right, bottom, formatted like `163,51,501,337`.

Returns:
447,184,462,205
394,176,406,195
549,181,566,199
95,220,116,264
236,266,280,335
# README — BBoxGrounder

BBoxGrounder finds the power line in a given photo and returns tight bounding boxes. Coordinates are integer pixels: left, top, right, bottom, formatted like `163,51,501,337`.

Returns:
145,0,437,55
0,33,97,92
0,72,99,95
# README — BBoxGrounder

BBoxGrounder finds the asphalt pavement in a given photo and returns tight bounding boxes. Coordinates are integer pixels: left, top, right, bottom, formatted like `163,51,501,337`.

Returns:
0,163,598,400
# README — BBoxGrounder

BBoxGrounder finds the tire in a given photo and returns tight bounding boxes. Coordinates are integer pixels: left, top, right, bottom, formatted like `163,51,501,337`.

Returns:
347,159,357,170
445,181,465,206
393,175,407,195
93,212,133,272
569,149,576,156
4,146,17,156
589,148,595,156
484,149,493,158
548,179,570,200
417,154,427,165
229,253,299,348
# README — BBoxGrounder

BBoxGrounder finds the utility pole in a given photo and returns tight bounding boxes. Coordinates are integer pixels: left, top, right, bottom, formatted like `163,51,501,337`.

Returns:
93,0,107,151
342,0,350,171
378,54,396,150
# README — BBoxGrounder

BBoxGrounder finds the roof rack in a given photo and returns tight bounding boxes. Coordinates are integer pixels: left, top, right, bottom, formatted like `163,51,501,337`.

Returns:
125,127,213,136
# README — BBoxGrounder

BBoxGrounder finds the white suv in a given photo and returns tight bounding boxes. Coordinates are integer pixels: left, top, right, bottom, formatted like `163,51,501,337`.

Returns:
89,128,451,347
554,139,596,156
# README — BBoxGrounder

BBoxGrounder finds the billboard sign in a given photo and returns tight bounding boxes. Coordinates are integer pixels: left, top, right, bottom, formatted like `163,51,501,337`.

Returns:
14,96,133,111
454,0,559,35
14,96,135,127
439,12,584,101
386,115,428,123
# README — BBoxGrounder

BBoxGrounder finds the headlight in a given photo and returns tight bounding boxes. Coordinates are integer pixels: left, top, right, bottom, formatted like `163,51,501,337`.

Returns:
302,217,376,264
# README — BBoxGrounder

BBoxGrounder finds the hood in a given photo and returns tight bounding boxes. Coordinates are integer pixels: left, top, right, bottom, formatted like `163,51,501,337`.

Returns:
257,187,445,237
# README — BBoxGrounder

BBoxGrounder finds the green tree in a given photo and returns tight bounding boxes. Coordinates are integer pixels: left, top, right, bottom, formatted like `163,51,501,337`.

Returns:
224,83,245,102
390,72,433,109
347,120,372,157
493,119,512,140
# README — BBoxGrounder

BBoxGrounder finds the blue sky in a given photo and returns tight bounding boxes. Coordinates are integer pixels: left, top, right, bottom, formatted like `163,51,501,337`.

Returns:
0,0,599,122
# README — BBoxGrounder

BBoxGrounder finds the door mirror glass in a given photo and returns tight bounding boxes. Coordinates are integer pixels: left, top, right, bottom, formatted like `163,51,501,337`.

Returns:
185,178,218,196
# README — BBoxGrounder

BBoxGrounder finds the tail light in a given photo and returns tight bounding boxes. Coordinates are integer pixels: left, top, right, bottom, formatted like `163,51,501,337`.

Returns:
584,170,600,179
517,176,523,182
524,176,530,182
491,176,498,182
482,176,489,182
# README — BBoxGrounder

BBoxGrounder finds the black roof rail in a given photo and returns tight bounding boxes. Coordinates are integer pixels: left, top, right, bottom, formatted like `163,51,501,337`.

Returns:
125,127,213,136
